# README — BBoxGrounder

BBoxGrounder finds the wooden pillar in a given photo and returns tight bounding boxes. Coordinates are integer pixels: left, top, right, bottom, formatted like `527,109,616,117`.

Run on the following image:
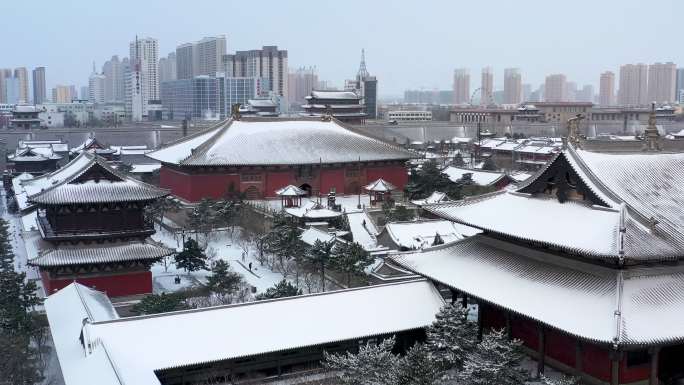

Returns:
610,350,620,385
461,294,468,309
450,288,457,305
649,347,660,385
477,304,483,341
537,326,546,377
575,340,583,375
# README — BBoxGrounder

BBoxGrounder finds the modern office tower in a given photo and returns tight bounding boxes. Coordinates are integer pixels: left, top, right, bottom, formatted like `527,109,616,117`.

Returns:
676,68,684,104
647,62,676,104
4,76,21,104
128,37,160,120
88,64,106,104
288,67,318,107
159,52,177,84
576,84,594,103
195,36,226,76
225,77,263,112
504,68,522,104
0,68,11,103
80,86,89,100
32,67,46,104
618,63,648,106
599,71,616,106
480,67,494,105
52,85,77,103
13,67,29,104
544,74,567,102
452,68,470,104
175,36,226,79
222,46,288,101
103,55,125,102
175,43,195,80
522,83,532,102
566,81,577,102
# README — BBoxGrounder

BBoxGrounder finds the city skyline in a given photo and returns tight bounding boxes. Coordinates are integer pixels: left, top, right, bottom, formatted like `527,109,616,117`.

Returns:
0,0,681,97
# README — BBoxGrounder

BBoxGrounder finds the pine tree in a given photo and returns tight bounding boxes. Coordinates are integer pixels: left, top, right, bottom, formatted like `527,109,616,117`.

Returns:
396,343,441,385
175,238,208,272
304,239,335,292
0,218,43,384
187,198,215,238
324,337,400,385
332,242,374,287
264,214,304,274
205,260,243,300
213,199,239,229
424,304,478,371
405,160,461,200
130,293,188,315
255,279,302,300
456,328,528,385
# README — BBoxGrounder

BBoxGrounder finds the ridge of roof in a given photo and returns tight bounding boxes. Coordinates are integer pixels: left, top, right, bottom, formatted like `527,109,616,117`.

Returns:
145,118,230,163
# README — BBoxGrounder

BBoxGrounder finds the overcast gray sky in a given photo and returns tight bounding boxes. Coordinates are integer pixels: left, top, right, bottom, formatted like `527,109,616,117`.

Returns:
1,0,680,97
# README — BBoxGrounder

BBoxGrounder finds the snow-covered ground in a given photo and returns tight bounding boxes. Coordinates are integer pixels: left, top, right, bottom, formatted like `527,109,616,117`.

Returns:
346,211,383,251
151,225,304,295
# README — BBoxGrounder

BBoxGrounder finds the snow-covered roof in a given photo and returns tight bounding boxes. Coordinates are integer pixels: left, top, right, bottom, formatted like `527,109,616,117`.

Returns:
47,280,444,385
146,118,414,166
275,184,307,197
27,152,169,205
392,235,684,346
300,227,338,246
346,211,383,251
307,90,360,100
247,98,278,108
364,178,396,192
411,191,449,206
383,220,481,250
442,166,508,187
129,163,161,173
29,240,173,267
285,200,342,219
510,171,533,183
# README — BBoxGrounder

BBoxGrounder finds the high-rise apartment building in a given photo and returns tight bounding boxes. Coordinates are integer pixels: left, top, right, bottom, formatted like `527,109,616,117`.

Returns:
32,67,46,104
599,71,616,106
576,84,594,103
159,52,177,84
565,81,577,102
176,43,195,80
503,68,522,104
480,67,493,105
222,46,288,101
13,67,29,104
128,37,160,120
195,36,226,77
88,64,106,104
618,63,648,106
676,68,684,104
544,74,567,102
103,56,125,103
0,69,11,103
288,67,318,108
52,85,77,103
647,62,676,104
452,68,470,105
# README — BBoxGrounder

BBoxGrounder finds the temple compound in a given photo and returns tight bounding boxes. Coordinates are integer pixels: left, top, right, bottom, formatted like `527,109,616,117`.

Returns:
393,131,684,384
27,151,172,297
147,117,414,202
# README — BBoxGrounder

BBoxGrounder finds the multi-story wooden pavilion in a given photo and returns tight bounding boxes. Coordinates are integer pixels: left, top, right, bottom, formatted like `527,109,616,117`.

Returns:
27,151,172,297
393,130,684,384
146,117,414,202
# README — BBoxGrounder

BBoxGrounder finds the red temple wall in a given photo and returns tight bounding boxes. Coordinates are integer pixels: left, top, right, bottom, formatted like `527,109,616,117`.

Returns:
511,315,539,349
619,354,650,384
160,163,409,202
582,343,611,382
42,270,152,297
545,329,576,368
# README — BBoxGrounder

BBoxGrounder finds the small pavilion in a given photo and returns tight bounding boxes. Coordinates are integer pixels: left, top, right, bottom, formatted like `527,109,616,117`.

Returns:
364,178,396,206
275,185,307,208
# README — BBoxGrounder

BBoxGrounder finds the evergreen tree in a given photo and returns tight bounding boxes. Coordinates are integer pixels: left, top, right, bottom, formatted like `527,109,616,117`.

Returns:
255,279,302,300
130,293,188,315
304,239,335,292
456,329,528,385
332,242,374,287
147,196,181,225
324,337,400,385
213,199,239,229
424,304,478,371
482,156,498,171
187,198,215,238
263,213,304,274
205,260,243,299
175,238,208,272
405,160,461,200
0,219,43,384
396,343,441,385
453,152,465,166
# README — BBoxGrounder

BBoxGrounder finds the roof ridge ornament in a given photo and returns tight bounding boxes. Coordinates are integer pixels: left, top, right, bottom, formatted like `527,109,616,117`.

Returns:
231,103,241,121
642,102,661,152
566,114,584,149
322,104,333,122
